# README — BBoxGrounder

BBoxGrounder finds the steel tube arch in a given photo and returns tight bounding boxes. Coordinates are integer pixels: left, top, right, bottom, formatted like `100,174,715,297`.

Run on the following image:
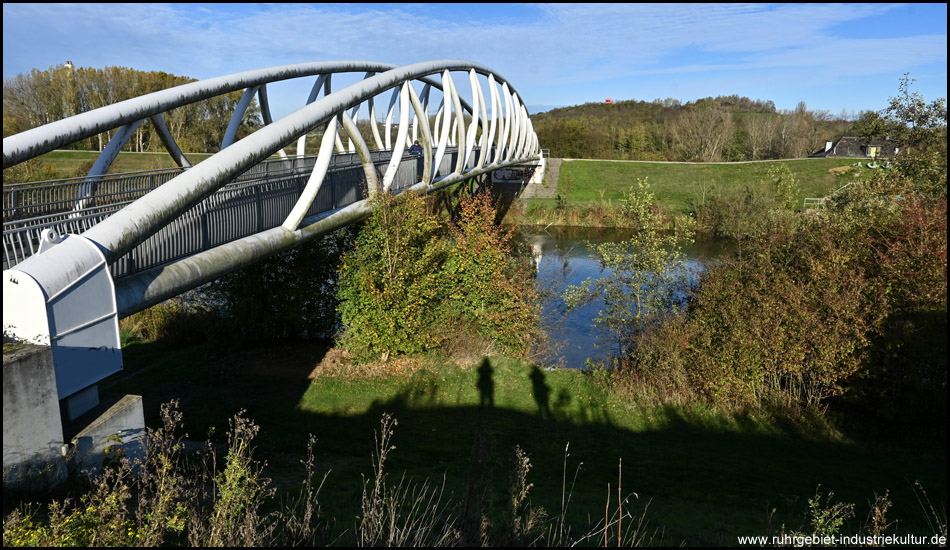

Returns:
67,60,537,264
2,59,543,405
3,61,499,168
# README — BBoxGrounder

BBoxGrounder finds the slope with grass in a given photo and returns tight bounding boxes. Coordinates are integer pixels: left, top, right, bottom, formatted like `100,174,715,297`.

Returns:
512,157,866,226
104,340,946,546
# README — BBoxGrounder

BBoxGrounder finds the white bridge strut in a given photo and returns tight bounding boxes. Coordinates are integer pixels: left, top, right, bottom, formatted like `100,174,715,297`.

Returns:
2,60,542,407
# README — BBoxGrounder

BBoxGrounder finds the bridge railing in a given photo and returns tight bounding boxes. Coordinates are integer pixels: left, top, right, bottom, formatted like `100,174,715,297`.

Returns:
3,155,320,269
3,148,466,275
3,168,185,222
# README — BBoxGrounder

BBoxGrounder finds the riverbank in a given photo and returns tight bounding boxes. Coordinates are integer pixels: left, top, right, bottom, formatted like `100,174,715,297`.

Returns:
506,157,867,226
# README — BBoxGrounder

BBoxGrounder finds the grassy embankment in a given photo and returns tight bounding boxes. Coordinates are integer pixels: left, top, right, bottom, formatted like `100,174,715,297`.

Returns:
512,157,865,226
100,336,947,546
2,150,215,183
39,150,205,174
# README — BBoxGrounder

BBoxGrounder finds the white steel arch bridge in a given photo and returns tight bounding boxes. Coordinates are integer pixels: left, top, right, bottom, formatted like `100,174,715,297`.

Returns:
2,60,543,408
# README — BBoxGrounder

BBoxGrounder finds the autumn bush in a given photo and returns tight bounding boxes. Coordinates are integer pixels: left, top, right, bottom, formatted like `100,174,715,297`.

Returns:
825,170,947,422
624,78,947,414
650,220,884,406
444,192,541,356
632,175,944,410
337,188,540,362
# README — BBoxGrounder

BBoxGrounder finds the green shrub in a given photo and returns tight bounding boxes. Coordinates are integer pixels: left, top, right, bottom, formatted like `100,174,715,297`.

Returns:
336,188,541,362
211,230,353,341
337,191,449,360
119,297,214,346
693,163,800,240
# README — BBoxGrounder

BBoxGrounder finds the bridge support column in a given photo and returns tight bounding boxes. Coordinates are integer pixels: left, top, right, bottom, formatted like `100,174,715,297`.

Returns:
3,345,67,490
3,231,133,486
3,231,122,419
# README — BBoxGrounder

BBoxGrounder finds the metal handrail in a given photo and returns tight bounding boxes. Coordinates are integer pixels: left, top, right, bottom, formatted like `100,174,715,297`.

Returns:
3,148,469,274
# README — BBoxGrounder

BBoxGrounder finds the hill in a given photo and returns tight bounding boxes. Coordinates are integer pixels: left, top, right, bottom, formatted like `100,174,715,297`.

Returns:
532,95,855,162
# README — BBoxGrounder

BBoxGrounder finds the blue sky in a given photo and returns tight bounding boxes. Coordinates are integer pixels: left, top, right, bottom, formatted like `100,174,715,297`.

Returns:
3,3,947,119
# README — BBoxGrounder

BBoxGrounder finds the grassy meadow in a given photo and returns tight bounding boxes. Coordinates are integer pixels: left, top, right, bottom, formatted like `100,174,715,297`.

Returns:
520,158,865,221
38,150,192,175
2,150,215,184
103,337,946,546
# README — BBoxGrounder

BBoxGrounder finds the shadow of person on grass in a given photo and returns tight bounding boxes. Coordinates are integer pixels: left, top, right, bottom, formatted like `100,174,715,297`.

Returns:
477,358,495,408
530,366,551,419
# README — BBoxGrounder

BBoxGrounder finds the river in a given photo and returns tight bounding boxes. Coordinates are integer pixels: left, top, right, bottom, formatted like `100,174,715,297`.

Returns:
517,226,729,369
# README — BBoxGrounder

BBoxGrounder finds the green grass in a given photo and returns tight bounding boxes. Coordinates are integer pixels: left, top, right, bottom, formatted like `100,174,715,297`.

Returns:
39,151,211,177
550,158,864,214
30,150,215,179
108,339,947,546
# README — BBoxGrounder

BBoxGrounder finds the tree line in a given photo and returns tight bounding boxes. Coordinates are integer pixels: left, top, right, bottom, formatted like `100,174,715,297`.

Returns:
3,64,262,154
532,95,859,162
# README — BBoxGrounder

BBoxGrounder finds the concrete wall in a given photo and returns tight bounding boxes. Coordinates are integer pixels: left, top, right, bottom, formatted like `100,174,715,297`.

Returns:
3,345,67,489
3,345,146,486
71,394,145,476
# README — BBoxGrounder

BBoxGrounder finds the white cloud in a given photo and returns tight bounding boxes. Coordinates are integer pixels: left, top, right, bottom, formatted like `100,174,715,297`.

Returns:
3,3,945,114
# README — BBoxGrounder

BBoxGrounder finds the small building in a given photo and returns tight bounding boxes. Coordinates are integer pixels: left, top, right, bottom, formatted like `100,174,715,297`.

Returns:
605,98,614,104
811,136,900,159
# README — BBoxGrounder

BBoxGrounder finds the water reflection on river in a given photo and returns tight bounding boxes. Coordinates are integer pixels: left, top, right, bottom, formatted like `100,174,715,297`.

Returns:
517,226,729,370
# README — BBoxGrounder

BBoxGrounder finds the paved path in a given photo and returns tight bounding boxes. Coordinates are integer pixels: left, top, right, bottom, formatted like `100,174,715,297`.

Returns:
521,158,561,198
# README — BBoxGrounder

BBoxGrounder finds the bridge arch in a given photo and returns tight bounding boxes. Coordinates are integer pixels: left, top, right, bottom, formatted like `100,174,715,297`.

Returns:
2,60,543,407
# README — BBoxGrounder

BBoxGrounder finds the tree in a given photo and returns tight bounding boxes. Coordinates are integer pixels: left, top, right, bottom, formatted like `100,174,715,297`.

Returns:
210,230,353,341
744,114,778,160
882,74,948,150
672,107,734,162
563,179,692,361
874,75,948,197
3,64,262,154
852,111,888,144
